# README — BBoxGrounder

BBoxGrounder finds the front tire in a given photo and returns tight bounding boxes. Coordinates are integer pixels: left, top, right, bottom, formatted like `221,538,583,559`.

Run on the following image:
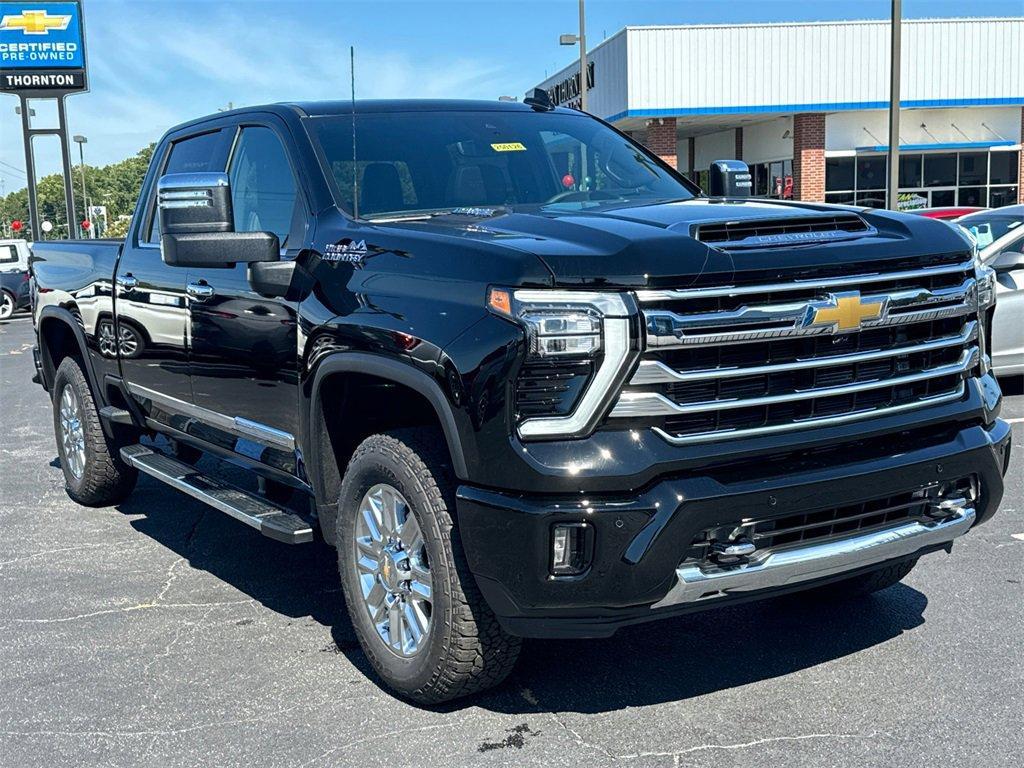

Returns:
52,357,137,506
0,291,14,320
336,429,520,704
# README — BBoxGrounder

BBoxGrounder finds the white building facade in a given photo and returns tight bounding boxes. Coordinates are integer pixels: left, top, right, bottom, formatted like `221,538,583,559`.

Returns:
533,17,1024,208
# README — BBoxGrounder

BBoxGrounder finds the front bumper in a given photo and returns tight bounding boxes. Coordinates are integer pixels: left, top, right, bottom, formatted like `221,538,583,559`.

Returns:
456,419,1011,639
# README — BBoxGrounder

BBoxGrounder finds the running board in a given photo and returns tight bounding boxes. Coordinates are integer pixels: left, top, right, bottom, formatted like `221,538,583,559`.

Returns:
120,445,314,544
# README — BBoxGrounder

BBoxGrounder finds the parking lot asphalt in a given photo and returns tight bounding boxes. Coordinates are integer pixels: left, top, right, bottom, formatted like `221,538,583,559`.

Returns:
1,311,1022,768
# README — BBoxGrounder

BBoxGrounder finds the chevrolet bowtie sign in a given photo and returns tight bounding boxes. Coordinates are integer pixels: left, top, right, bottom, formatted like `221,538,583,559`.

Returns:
0,1,87,93
804,291,887,333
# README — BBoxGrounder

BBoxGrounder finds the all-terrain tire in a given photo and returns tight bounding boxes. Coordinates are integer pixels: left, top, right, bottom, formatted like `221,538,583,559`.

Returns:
336,428,521,704
52,357,137,506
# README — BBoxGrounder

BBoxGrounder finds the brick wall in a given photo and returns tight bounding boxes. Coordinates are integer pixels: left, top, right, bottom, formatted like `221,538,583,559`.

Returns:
643,118,678,169
793,113,826,202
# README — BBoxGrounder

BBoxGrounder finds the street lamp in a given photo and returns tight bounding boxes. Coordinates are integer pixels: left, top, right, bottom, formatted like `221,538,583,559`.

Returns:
72,134,89,238
559,0,588,113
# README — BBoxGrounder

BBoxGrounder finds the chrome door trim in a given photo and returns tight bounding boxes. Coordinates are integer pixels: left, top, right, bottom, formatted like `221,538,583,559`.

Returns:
126,382,296,450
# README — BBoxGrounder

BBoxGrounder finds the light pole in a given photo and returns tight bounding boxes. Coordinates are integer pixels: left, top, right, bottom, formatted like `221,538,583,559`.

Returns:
73,134,89,238
886,0,902,211
559,0,588,113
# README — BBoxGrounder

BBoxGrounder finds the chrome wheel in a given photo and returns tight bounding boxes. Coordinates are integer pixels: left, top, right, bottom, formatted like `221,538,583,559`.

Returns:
0,293,13,320
353,483,433,657
98,322,139,358
59,385,86,479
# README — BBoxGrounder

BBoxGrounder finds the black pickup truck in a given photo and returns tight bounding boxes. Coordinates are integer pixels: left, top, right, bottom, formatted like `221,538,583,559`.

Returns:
30,97,1011,703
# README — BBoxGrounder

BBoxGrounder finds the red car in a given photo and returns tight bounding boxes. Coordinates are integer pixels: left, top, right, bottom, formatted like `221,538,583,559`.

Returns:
910,206,987,220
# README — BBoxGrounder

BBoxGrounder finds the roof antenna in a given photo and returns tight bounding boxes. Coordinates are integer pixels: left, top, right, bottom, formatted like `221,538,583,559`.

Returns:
351,45,359,220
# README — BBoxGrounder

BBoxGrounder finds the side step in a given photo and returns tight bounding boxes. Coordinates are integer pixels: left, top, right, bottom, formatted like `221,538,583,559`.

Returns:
120,445,313,544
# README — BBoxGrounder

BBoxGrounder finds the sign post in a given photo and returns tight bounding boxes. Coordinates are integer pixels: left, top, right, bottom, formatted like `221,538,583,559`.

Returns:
0,1,89,239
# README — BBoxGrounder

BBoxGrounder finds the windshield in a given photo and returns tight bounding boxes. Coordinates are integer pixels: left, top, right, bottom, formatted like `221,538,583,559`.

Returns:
305,109,698,219
956,210,1023,249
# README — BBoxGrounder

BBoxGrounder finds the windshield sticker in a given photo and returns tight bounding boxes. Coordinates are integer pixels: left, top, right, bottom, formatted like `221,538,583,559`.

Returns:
490,142,526,152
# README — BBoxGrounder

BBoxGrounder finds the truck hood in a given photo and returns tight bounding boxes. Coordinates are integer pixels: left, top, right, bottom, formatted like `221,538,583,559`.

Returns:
388,197,972,289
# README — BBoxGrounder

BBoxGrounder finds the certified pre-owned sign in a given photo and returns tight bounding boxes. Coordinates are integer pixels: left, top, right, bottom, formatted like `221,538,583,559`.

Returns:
0,1,87,93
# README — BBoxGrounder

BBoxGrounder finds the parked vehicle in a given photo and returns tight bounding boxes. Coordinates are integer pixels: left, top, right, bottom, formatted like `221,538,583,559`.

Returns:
1,268,31,319
957,205,1024,378
30,98,1011,703
0,238,31,273
909,206,987,221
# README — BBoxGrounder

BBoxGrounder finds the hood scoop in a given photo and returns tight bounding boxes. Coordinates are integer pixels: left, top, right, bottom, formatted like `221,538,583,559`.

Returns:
694,212,873,249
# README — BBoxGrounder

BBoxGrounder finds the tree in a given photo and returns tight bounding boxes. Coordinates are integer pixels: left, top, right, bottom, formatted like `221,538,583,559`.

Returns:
0,144,154,239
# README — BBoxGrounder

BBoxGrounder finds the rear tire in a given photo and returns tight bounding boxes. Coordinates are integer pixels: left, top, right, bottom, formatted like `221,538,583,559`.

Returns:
52,357,137,506
336,428,520,704
807,558,919,600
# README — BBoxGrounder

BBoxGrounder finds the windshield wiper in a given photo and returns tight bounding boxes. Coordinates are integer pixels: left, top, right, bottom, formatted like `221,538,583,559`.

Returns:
364,206,508,222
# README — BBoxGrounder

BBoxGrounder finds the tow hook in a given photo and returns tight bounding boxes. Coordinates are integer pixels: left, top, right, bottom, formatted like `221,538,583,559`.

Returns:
710,537,757,566
926,496,969,521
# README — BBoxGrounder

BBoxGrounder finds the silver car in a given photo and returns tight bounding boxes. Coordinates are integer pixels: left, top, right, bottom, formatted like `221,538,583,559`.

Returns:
957,205,1024,378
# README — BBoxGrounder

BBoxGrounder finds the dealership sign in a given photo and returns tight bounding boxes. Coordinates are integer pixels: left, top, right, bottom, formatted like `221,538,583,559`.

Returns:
0,1,87,93
546,61,594,110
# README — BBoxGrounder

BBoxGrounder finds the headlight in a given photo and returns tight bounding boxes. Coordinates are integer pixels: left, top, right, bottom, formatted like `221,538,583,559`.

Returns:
488,288,637,439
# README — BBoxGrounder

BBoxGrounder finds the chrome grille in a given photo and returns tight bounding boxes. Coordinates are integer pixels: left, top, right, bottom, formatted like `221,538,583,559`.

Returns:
610,257,979,444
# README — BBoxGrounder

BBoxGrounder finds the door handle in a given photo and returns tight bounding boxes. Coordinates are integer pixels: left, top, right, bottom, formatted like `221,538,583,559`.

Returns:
186,281,215,300
116,274,138,291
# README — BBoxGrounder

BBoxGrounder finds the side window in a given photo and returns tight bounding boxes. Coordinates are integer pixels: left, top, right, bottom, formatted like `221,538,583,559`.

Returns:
146,129,225,244
0,245,17,265
228,126,298,243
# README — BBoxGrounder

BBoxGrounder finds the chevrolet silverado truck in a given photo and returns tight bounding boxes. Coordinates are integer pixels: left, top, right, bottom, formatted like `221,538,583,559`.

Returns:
30,96,1011,703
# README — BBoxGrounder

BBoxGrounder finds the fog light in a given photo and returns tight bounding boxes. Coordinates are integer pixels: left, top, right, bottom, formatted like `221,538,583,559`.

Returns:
550,522,592,576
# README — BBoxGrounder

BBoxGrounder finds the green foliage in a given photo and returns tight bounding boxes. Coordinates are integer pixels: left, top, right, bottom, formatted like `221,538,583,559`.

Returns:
0,144,154,239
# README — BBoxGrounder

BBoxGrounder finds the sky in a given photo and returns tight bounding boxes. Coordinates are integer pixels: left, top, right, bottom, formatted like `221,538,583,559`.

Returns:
1,0,1022,195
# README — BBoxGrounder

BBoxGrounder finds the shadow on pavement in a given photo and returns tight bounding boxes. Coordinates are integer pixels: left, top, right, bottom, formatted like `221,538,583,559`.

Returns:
83,455,927,714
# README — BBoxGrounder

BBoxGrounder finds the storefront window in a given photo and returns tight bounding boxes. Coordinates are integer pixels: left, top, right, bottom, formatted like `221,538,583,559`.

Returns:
990,186,1019,208
958,152,987,185
826,157,854,191
923,153,956,186
856,156,887,189
824,149,1020,210
899,154,922,187
990,152,1019,185
957,186,986,207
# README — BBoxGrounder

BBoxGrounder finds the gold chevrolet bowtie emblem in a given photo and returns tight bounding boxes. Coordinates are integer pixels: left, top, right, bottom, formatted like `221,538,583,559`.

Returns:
0,9,71,34
807,291,885,332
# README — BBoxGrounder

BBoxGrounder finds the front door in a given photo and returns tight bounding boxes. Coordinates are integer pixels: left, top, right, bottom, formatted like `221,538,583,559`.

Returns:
186,123,304,464
116,128,231,429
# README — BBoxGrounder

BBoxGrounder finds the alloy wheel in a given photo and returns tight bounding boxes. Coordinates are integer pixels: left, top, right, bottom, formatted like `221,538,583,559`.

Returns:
59,385,87,479
353,483,433,656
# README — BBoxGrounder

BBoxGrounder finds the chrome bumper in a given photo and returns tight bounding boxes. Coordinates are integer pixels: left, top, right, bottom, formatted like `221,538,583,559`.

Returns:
652,504,976,608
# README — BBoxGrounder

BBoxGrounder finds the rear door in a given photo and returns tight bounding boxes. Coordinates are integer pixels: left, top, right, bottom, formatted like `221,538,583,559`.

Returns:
185,120,306,460
115,128,231,428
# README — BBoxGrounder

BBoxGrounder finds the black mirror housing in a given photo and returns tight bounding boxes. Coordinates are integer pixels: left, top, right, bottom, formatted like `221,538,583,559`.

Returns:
158,172,233,235
161,231,280,268
709,160,752,197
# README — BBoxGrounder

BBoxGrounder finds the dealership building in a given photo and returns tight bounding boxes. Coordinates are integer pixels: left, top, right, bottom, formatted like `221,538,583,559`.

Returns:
534,17,1024,209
